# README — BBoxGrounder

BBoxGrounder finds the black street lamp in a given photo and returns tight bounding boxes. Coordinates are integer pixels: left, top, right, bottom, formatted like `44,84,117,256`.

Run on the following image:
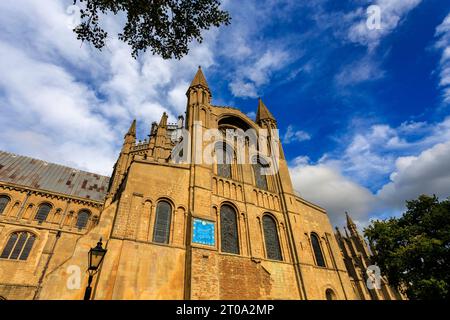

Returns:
84,238,107,300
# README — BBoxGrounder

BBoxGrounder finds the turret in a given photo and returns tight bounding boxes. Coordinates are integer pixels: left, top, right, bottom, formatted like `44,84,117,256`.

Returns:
122,119,136,153
186,66,211,106
185,67,211,130
256,98,276,128
153,112,169,160
346,211,358,237
335,226,343,241
255,98,286,163
345,212,371,260
106,119,136,201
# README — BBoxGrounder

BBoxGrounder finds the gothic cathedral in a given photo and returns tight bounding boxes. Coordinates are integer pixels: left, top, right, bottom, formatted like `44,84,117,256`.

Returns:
0,68,402,300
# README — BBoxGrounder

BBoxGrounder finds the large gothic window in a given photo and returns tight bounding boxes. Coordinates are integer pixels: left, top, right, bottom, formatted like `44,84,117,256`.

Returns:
311,233,326,267
216,143,232,179
153,200,172,244
76,210,90,229
0,196,10,215
262,215,282,261
253,158,268,190
0,231,36,260
220,204,239,254
34,203,52,223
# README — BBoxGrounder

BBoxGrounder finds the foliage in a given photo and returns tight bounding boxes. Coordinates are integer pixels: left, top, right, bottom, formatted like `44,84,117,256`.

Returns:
365,195,450,300
73,0,231,59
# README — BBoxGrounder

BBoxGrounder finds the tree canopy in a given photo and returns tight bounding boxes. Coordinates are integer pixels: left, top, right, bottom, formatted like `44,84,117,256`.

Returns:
365,195,450,300
73,0,231,59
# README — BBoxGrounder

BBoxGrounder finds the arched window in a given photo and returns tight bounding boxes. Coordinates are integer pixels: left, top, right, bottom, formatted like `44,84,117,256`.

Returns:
262,215,282,261
311,233,326,267
0,195,10,215
34,203,52,223
76,210,90,229
216,142,232,179
0,231,36,260
153,201,172,244
252,158,268,190
326,289,336,300
220,204,239,254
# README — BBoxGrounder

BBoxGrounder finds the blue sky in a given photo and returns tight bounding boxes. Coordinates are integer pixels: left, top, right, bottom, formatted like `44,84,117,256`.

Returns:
1,0,450,227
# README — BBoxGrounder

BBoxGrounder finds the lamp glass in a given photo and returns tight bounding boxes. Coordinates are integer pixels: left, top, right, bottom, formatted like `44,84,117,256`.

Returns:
88,242,107,271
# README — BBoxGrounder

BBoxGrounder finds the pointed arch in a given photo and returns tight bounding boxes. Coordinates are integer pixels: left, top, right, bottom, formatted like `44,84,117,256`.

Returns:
252,156,268,190
311,232,326,267
215,142,233,179
217,114,257,131
153,200,173,244
220,203,239,254
262,214,282,261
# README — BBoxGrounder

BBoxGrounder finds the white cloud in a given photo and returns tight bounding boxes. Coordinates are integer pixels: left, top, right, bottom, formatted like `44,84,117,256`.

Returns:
324,124,399,185
229,49,292,98
335,56,385,86
1,0,300,175
229,80,258,99
0,0,219,175
327,0,422,87
0,0,304,176
318,117,450,190
377,141,450,210
283,125,311,144
346,0,422,50
168,81,190,114
309,0,421,88
290,161,376,228
289,115,450,228
0,41,116,175
435,12,450,103
218,1,302,98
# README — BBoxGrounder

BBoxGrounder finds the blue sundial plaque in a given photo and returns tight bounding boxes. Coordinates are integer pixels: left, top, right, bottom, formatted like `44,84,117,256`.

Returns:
192,218,215,246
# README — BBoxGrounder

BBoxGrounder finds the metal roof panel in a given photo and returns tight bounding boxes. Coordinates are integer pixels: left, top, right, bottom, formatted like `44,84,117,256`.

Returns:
0,151,110,202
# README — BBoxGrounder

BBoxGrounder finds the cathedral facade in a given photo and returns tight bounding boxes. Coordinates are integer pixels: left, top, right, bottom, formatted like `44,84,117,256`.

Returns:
0,68,401,300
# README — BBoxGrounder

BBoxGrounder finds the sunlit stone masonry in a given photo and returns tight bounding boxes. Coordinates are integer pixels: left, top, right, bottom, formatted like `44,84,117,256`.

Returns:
0,68,402,300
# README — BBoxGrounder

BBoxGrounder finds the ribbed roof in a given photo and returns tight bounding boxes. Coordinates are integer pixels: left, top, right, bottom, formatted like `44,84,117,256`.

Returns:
0,151,110,202
189,66,209,89
256,98,275,122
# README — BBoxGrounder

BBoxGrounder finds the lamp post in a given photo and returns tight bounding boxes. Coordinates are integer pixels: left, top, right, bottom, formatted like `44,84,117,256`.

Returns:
84,238,107,300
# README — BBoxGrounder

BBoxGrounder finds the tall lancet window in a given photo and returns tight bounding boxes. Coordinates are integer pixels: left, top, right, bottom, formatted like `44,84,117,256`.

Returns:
153,200,172,244
220,204,239,254
253,157,268,190
311,233,326,267
263,215,282,261
216,142,232,179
